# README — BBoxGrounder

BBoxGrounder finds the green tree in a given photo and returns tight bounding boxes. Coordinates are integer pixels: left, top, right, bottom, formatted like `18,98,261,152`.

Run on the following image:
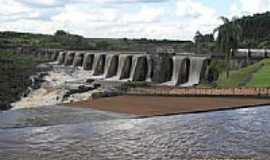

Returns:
214,16,242,78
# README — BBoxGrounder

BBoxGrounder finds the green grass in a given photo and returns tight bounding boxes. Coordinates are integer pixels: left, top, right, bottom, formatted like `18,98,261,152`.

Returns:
216,59,270,88
246,64,270,88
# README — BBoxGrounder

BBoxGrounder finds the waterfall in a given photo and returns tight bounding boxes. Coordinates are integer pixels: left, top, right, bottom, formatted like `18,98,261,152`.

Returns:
57,52,66,65
104,55,118,78
83,53,94,70
180,57,207,87
51,51,59,61
128,56,140,81
73,52,84,67
64,52,75,66
92,54,106,76
101,54,113,78
146,55,152,82
163,56,186,86
109,55,130,80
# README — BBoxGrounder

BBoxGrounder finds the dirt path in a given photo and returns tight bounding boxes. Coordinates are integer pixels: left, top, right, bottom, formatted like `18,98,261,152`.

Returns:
66,96,270,116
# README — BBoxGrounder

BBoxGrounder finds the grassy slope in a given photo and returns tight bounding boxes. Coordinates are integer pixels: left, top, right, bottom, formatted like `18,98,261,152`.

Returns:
217,59,270,88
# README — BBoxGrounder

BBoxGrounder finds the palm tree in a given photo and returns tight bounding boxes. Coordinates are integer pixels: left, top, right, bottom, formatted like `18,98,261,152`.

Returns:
214,16,242,78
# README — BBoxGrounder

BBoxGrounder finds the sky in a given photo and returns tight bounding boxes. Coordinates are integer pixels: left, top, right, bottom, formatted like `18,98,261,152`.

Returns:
0,0,269,40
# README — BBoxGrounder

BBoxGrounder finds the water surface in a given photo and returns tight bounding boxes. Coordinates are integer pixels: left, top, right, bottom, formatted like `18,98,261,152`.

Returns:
1,105,270,160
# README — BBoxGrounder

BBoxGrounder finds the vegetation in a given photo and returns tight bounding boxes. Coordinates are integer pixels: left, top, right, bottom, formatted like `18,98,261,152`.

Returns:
236,12,270,48
193,31,215,54
214,16,242,78
0,30,193,51
216,59,270,88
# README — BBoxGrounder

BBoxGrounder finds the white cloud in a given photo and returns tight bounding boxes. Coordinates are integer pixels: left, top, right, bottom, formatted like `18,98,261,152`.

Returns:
120,6,162,23
176,0,221,38
229,0,270,17
0,0,29,15
176,0,214,18
0,0,222,40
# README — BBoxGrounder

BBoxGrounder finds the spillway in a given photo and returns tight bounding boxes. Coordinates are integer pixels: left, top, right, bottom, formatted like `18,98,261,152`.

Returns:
52,50,210,87
92,54,106,76
163,56,186,86
180,57,207,87
83,53,94,70
132,56,148,81
104,55,118,78
109,55,132,80
128,56,138,81
101,54,112,78
146,56,152,82
57,52,66,65
64,52,75,66
51,51,59,61
73,52,84,67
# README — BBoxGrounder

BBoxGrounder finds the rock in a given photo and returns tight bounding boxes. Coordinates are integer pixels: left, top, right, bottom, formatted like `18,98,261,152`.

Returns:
93,83,101,88
37,64,52,72
0,103,13,111
91,89,118,99
86,79,95,83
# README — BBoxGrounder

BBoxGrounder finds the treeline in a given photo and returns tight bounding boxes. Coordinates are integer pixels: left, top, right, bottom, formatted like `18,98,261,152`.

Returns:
236,12,270,48
195,11,270,52
0,30,193,51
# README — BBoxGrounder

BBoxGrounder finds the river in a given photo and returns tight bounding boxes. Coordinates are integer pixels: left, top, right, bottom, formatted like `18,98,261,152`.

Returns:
1,105,270,159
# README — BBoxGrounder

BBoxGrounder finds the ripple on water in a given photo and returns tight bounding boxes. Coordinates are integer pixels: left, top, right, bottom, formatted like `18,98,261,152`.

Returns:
1,106,270,159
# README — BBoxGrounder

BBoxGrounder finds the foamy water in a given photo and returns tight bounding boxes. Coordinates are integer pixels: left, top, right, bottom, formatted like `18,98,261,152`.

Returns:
12,63,96,109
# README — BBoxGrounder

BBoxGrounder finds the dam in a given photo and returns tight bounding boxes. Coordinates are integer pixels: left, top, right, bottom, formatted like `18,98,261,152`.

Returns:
15,47,270,87
51,51,210,87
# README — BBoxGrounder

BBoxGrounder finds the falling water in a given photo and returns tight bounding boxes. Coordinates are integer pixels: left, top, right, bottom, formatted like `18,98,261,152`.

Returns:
128,56,140,81
109,55,130,80
163,56,186,86
92,54,106,76
181,57,207,87
73,53,84,67
82,53,94,70
64,52,75,66
101,54,113,78
57,52,66,65
146,55,152,82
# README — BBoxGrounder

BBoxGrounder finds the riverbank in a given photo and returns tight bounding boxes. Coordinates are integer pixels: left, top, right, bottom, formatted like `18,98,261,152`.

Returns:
66,96,270,116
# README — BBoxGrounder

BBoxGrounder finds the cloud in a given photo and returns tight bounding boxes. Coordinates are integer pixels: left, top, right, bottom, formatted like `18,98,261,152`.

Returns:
175,0,221,37
0,0,29,15
229,0,270,17
0,0,222,40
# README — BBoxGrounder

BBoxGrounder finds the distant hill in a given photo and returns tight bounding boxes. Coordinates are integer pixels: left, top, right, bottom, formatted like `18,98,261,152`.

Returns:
0,30,193,52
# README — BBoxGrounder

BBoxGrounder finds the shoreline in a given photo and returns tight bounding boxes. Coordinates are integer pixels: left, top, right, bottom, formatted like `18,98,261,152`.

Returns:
66,95,270,117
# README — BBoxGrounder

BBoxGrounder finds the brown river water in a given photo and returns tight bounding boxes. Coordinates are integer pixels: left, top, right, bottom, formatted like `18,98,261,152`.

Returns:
0,105,270,160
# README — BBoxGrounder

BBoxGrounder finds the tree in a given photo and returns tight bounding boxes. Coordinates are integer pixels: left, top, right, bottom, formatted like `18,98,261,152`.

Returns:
214,16,242,78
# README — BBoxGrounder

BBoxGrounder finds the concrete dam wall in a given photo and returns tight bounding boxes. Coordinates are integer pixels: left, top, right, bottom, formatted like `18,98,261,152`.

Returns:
11,47,270,87
53,51,210,87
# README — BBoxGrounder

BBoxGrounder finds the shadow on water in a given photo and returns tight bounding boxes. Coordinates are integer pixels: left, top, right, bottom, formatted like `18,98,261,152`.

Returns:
1,105,270,159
